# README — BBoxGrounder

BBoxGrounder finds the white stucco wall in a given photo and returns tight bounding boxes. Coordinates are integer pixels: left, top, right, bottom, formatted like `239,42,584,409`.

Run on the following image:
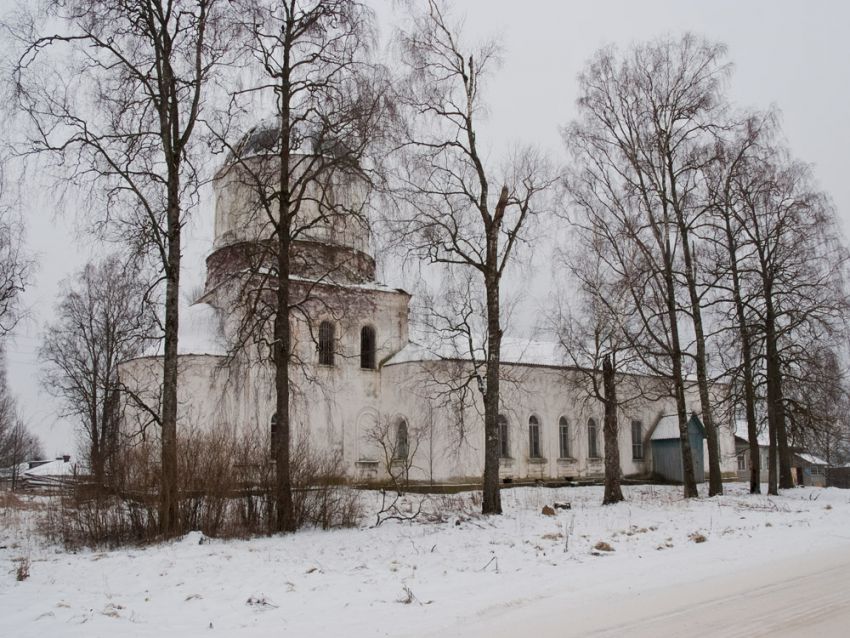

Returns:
120,337,738,486
119,148,738,487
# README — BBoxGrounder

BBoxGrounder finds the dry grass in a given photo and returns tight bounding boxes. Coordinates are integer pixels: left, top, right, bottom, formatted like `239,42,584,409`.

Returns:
39,425,363,549
14,556,30,581
0,491,44,511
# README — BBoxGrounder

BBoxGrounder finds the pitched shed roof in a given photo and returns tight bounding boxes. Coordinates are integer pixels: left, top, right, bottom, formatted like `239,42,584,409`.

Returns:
650,414,705,441
23,458,76,477
733,420,770,447
795,452,828,466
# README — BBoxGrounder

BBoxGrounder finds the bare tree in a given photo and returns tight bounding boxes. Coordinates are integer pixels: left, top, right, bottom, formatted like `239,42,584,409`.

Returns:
702,112,849,494
703,114,772,494
205,0,386,533
0,169,32,337
40,254,156,487
391,0,554,514
13,0,233,535
0,346,42,486
365,412,426,526
553,257,636,505
564,35,738,498
783,344,850,467
735,151,847,492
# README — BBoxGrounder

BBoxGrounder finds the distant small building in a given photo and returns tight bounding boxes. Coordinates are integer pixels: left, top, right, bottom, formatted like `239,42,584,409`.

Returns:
17,456,78,490
735,422,830,487
792,452,829,487
734,423,771,483
649,414,705,483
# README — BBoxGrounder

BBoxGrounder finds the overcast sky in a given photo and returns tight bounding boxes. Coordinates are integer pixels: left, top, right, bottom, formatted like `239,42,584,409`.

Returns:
4,0,850,457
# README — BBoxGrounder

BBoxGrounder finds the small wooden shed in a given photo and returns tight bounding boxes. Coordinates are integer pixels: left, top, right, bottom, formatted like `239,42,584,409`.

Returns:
792,452,828,487
650,414,705,483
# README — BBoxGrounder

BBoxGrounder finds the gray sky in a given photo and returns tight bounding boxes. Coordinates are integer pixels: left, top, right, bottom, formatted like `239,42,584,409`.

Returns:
5,0,850,457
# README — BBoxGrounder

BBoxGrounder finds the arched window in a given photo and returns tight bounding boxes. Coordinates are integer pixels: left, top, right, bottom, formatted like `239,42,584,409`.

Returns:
395,419,409,460
497,414,510,458
587,418,599,458
270,413,278,457
559,416,570,459
318,320,335,366
360,325,376,369
528,415,541,458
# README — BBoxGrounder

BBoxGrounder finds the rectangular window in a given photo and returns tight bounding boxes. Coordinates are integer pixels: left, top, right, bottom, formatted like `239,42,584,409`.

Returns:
318,321,335,366
737,453,747,471
631,420,643,460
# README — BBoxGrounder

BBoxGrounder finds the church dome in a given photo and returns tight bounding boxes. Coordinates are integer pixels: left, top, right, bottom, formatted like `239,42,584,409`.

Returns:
231,118,280,159
207,119,376,292
227,118,357,164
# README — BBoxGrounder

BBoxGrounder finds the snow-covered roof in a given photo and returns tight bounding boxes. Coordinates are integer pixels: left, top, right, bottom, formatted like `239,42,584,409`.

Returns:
384,337,569,368
177,303,227,356
734,420,770,447
23,458,76,477
383,341,439,365
142,302,227,358
650,414,705,441
289,274,407,295
795,452,828,466
650,415,680,440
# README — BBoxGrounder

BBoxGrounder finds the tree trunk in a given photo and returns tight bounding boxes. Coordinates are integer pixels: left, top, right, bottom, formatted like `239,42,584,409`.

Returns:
91,402,103,489
159,194,181,537
679,239,723,496
602,354,624,505
273,62,295,533
764,297,792,490
481,269,502,515
741,333,761,494
273,219,294,532
662,236,699,498
90,362,103,488
723,216,761,493
158,31,185,538
720,202,763,493
767,409,778,495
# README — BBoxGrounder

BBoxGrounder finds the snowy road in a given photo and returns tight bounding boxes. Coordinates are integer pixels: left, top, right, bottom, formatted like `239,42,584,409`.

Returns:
458,545,850,637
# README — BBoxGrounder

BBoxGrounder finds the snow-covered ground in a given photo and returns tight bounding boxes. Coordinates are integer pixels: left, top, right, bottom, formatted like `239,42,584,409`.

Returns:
2,483,849,637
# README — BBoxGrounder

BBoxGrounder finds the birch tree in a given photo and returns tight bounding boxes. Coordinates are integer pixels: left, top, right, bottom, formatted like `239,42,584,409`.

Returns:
728,147,848,492
13,0,233,535
565,35,735,497
208,0,387,532
553,254,634,505
0,347,42,485
0,205,30,338
40,254,156,487
391,0,554,514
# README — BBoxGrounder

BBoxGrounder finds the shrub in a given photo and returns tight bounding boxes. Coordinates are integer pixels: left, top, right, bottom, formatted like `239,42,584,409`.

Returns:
40,424,362,548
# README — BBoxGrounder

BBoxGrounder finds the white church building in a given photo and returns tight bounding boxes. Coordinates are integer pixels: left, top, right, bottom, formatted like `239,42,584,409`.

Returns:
119,124,738,485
